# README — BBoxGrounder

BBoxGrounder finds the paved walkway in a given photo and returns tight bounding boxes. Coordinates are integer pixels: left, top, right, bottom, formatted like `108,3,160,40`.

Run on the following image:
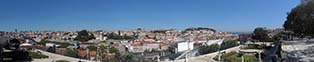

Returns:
162,46,241,62
32,50,94,62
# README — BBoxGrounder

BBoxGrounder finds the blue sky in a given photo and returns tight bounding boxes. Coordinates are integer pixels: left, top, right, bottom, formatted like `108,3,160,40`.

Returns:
0,0,299,32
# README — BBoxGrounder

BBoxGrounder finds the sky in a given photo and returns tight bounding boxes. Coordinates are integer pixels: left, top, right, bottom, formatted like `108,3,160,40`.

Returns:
0,0,300,32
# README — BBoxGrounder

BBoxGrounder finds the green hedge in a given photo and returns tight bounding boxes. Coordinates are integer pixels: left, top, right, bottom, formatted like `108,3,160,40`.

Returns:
29,51,49,59
242,45,265,49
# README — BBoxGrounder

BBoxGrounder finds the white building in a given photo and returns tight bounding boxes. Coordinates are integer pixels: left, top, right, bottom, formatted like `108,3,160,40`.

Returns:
205,39,224,45
144,43,160,51
45,43,60,47
176,41,194,52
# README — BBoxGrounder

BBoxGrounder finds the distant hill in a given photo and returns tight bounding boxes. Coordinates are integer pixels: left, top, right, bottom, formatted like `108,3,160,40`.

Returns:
184,27,216,32
228,32,252,35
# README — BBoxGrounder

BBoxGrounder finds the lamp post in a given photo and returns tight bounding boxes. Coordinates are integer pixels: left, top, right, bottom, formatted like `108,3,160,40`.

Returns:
157,55,160,62
218,39,224,62
241,55,244,62
259,52,262,62
86,48,90,60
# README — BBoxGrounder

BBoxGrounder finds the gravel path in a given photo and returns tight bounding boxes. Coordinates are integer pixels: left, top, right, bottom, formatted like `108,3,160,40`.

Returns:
32,50,94,62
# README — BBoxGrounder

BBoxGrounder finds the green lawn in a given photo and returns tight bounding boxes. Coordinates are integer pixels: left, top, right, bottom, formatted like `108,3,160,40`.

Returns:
28,51,49,59
220,51,259,62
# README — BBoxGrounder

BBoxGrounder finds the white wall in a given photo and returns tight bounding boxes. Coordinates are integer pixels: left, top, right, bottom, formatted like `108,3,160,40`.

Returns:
177,42,194,52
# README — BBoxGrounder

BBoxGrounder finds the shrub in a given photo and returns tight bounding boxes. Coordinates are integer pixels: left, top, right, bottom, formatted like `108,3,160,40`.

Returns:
28,51,49,59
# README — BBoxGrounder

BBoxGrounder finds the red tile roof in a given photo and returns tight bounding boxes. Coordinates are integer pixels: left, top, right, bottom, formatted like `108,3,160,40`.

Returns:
78,50,97,57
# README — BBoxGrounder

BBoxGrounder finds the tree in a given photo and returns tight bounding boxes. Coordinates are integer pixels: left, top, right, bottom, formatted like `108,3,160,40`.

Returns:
284,0,314,36
252,27,272,42
220,40,239,50
107,47,121,62
123,54,133,61
199,44,220,54
86,46,97,51
109,47,119,54
74,30,95,42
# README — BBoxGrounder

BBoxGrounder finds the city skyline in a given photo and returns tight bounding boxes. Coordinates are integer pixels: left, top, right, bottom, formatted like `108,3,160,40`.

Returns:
0,0,299,32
